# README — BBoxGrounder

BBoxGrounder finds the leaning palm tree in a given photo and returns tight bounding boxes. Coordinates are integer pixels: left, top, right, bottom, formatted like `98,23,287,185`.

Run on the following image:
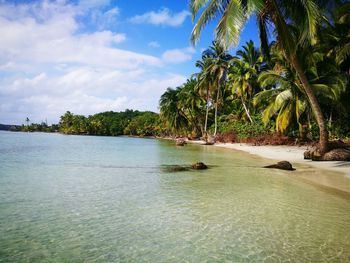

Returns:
178,79,206,136
203,41,232,136
195,55,215,139
255,41,346,137
190,0,329,154
228,59,255,123
159,87,189,134
228,40,263,123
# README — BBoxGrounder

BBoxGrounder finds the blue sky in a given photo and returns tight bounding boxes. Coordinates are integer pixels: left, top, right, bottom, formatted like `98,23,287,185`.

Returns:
0,0,259,124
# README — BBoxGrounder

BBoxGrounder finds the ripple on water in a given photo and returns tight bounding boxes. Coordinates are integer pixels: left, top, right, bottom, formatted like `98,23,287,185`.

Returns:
1,133,350,262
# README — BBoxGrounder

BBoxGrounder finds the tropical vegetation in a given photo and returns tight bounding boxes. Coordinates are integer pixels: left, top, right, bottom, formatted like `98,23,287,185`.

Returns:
18,110,163,137
158,1,350,157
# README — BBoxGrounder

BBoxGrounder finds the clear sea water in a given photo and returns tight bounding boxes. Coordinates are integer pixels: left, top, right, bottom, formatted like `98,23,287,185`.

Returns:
0,131,350,262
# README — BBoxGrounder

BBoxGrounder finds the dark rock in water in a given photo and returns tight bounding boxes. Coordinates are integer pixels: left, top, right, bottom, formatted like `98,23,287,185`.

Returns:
191,162,208,170
264,161,295,171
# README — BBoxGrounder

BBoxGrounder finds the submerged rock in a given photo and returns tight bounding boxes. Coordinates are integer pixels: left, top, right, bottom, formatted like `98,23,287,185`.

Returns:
264,161,295,171
191,162,208,170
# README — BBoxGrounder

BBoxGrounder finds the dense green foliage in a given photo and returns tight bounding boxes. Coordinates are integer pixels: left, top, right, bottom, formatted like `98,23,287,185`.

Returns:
59,110,161,137
22,123,59,133
159,1,350,143
18,110,161,137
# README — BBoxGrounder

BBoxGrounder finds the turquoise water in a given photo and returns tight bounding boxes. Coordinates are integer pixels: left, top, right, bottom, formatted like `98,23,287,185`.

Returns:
0,131,350,262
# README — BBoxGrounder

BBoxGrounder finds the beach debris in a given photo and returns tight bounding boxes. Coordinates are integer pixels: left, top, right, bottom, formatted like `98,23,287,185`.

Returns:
176,138,186,146
263,161,295,171
191,162,208,170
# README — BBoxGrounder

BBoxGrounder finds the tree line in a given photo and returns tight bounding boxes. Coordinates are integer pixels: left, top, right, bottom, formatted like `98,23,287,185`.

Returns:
159,1,350,155
19,110,163,137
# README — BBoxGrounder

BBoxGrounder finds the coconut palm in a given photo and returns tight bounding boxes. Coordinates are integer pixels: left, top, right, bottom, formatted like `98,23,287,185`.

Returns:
317,2,350,74
255,42,346,137
228,40,263,123
205,42,232,136
159,87,189,134
228,59,255,123
196,41,232,137
177,78,206,136
254,68,309,135
190,0,330,154
195,55,215,139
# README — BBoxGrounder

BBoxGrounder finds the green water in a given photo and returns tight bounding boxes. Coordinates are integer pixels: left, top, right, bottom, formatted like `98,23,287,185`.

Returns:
0,131,350,262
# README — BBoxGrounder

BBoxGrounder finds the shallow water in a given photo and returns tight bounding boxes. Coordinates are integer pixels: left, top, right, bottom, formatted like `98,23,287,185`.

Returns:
0,131,350,262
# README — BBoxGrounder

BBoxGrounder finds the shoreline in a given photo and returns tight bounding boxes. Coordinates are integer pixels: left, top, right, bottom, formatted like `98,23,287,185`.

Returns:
187,140,350,195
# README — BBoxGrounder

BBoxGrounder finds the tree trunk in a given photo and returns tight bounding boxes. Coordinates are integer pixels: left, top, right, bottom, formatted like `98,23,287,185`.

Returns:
204,87,209,141
267,0,329,155
291,57,328,154
241,96,253,123
213,87,220,136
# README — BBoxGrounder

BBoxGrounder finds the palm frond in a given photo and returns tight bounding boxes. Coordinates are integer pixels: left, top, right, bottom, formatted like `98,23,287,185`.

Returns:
191,0,221,45
215,0,246,48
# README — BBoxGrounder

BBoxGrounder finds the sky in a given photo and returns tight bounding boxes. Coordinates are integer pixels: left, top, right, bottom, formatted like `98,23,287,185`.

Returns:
0,0,259,124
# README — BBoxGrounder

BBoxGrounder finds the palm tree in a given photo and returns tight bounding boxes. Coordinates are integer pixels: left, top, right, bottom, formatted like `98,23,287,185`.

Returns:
190,0,330,154
254,68,309,135
320,2,350,70
195,41,232,137
204,42,232,136
228,59,255,123
178,79,206,136
194,53,215,139
255,42,346,137
228,41,263,123
159,87,189,134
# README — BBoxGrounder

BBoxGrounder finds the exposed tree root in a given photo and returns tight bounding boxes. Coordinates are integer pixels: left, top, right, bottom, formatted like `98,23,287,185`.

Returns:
304,140,350,161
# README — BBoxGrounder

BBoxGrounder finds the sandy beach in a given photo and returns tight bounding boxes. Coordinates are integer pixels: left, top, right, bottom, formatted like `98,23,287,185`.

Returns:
187,140,350,194
215,143,350,177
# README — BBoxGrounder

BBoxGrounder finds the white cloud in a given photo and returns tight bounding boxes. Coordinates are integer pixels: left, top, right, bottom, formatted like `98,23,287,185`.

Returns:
90,7,120,30
148,41,160,48
0,1,190,124
0,70,186,124
130,8,190,27
162,47,196,64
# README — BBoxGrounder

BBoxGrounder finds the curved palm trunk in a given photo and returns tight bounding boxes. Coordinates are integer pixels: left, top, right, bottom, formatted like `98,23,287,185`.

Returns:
268,0,329,155
241,96,253,123
291,57,328,153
